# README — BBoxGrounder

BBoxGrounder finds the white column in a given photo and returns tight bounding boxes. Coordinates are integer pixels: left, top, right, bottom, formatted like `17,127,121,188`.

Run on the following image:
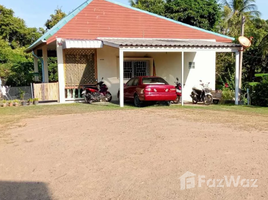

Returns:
56,38,65,103
119,49,124,107
42,45,49,83
235,51,239,105
181,51,184,106
34,49,39,82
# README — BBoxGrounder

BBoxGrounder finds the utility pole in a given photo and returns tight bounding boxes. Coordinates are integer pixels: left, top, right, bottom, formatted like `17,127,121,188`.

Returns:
238,15,246,102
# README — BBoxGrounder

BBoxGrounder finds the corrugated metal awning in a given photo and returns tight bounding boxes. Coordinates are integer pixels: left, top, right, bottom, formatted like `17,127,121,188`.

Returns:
98,38,241,49
63,39,103,49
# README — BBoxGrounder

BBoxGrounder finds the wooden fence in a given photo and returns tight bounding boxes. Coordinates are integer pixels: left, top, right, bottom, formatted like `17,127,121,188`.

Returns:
33,83,59,101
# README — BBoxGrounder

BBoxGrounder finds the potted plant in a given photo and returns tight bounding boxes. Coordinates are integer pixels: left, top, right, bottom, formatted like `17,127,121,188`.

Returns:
21,100,27,106
1,100,7,107
28,98,33,105
33,98,39,105
19,89,27,106
13,99,20,107
19,89,25,100
8,100,13,107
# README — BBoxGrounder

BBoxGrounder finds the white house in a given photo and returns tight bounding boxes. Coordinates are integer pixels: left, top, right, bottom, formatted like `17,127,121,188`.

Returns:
26,0,241,107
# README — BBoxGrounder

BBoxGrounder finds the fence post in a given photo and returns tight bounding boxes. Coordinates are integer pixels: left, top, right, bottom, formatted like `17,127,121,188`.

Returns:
247,88,250,105
30,83,34,98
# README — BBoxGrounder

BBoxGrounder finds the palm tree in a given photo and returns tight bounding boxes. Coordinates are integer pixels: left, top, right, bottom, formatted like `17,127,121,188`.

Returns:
221,0,261,36
223,0,260,18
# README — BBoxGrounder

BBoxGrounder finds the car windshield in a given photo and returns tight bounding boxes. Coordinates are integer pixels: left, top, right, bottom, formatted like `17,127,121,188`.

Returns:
142,77,168,85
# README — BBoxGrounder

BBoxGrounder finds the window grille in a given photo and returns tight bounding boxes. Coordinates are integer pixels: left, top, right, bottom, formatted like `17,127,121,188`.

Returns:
124,61,149,78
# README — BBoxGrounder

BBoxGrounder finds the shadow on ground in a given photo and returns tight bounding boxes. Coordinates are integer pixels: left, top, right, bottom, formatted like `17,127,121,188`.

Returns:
0,181,52,200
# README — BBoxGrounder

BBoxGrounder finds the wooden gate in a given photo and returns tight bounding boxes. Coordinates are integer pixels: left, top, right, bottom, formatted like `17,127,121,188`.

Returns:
33,83,59,101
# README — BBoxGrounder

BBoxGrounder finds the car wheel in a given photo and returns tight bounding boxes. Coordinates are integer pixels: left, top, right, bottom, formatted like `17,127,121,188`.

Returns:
166,101,171,106
204,95,213,105
134,94,142,107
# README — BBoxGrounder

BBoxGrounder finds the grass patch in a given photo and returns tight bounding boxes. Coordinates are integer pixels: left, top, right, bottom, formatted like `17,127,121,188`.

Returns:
0,103,134,129
1,102,268,131
156,104,268,116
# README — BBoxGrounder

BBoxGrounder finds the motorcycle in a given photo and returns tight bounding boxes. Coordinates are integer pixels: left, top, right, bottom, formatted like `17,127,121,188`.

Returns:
171,77,182,104
82,78,112,104
190,80,213,105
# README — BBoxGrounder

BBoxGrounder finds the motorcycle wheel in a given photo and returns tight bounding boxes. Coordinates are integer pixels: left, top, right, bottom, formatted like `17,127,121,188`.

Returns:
173,95,181,104
85,94,93,104
192,99,198,104
204,95,213,105
105,92,112,102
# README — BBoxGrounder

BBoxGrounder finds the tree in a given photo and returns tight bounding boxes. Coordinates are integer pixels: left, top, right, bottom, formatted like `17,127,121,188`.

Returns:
45,8,66,30
222,0,260,19
220,0,261,36
164,0,221,31
131,0,221,31
130,0,166,15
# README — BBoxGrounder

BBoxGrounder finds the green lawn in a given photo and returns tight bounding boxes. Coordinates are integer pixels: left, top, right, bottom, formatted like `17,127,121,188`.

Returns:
1,103,268,130
0,103,131,129
174,104,268,116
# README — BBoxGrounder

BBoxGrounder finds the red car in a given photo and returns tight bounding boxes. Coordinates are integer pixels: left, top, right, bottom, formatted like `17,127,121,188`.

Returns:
118,76,177,107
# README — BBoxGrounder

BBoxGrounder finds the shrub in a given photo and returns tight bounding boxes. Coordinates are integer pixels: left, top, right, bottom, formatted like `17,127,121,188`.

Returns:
221,88,235,103
251,78,268,107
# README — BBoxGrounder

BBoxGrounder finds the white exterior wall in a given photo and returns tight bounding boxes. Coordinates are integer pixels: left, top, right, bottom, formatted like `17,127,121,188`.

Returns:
97,46,120,100
97,45,216,101
183,52,216,101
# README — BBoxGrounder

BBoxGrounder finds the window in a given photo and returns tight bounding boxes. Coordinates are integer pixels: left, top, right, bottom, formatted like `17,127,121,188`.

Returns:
133,78,139,86
126,78,139,86
189,62,195,69
126,78,134,86
142,77,168,85
124,61,149,78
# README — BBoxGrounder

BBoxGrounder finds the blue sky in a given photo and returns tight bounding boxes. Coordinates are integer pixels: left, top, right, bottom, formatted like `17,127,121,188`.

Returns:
0,0,267,28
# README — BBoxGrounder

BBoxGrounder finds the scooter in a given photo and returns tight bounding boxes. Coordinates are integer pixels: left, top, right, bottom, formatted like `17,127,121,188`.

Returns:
171,77,182,104
82,78,112,104
190,80,213,105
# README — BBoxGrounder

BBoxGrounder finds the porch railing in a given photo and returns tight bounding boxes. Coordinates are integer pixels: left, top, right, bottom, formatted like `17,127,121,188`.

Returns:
65,87,83,100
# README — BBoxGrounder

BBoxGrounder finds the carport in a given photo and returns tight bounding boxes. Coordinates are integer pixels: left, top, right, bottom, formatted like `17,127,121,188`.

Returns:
97,38,241,107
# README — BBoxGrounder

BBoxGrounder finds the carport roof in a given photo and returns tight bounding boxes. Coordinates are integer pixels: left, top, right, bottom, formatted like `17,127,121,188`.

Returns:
99,38,241,49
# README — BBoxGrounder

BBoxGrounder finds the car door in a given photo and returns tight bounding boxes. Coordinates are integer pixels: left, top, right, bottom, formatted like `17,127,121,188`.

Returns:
124,78,134,100
128,77,139,100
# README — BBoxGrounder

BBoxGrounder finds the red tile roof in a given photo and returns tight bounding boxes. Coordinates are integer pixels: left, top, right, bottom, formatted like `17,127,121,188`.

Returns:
46,0,233,44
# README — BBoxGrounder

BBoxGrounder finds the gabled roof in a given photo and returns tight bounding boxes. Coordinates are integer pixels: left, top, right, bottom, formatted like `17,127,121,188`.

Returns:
26,0,234,52
26,0,93,52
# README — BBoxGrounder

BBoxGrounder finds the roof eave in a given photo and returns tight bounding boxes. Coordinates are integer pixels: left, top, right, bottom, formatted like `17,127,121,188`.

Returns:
25,0,93,53
25,40,46,53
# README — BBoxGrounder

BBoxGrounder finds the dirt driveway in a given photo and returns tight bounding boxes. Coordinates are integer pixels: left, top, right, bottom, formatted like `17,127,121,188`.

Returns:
0,108,268,200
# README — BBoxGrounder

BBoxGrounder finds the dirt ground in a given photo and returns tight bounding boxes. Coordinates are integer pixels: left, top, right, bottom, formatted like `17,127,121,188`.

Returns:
0,108,268,200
